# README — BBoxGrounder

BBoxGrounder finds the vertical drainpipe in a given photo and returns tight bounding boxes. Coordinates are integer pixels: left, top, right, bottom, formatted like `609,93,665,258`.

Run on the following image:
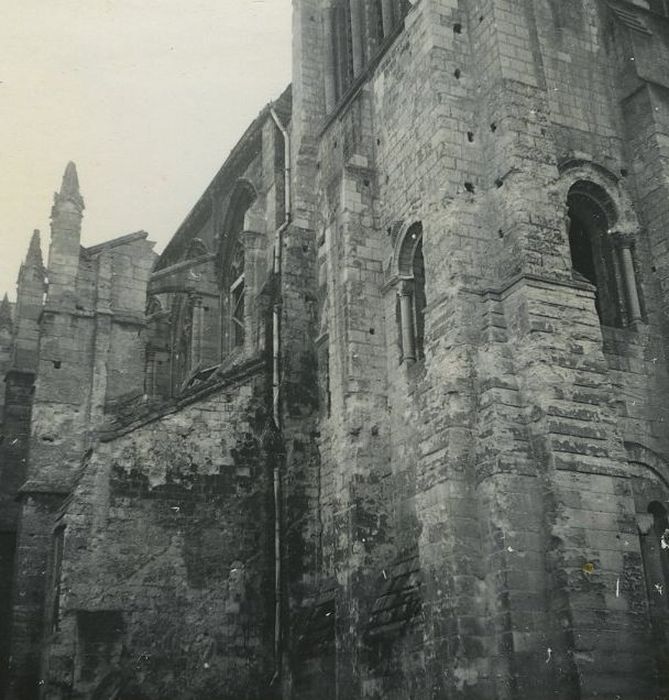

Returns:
269,105,291,689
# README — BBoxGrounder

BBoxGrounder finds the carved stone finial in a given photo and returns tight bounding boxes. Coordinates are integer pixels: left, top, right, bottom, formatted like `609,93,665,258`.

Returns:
0,293,12,331
54,161,85,212
25,229,44,269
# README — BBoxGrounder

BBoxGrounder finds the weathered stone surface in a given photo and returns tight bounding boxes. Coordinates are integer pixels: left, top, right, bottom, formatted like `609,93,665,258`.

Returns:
2,2,669,698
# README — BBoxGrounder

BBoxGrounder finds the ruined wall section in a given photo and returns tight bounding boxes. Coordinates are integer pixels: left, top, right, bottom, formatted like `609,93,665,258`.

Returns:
0,233,46,698
43,364,275,700
105,236,157,405
7,166,158,698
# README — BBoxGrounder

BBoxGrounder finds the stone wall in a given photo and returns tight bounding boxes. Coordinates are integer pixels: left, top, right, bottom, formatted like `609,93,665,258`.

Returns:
42,363,276,699
288,0,669,698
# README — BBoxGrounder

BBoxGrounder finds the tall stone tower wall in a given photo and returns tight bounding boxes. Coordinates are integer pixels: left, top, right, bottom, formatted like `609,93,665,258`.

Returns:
286,1,669,698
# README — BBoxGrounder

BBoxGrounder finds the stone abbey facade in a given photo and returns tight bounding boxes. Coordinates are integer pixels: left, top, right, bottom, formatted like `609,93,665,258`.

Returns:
2,0,669,698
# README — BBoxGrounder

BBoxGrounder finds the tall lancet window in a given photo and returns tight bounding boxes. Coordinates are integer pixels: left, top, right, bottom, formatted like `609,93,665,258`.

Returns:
230,237,245,348
397,222,425,363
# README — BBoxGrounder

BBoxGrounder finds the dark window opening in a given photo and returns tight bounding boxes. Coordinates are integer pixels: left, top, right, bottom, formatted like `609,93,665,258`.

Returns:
568,214,598,283
567,182,622,327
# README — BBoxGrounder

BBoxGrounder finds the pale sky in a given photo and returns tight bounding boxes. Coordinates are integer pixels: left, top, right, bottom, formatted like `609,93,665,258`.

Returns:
0,0,292,301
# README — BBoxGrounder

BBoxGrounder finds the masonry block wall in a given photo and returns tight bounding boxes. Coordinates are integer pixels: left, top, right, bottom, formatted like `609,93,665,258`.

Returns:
4,167,157,699
3,1,669,698
287,0,669,698
3,95,291,699
41,366,275,699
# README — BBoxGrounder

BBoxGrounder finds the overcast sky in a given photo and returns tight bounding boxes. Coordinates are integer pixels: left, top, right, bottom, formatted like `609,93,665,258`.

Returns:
0,0,292,301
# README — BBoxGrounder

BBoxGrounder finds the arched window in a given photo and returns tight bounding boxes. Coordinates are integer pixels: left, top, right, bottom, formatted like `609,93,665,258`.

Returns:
567,181,622,327
397,222,425,363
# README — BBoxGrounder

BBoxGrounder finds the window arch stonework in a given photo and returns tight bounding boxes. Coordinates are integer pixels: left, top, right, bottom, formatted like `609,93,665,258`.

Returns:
557,163,644,328
391,221,425,363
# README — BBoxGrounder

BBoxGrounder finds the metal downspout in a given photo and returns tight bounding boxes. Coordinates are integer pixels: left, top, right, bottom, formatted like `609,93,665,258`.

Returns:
269,105,290,689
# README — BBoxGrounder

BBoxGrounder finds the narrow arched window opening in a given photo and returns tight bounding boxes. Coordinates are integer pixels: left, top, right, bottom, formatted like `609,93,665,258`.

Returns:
397,223,425,363
567,182,625,327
